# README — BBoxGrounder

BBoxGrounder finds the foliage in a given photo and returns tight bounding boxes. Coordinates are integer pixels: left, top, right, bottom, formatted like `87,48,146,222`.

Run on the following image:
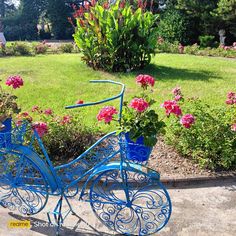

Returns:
18,106,97,163
60,43,74,53
73,1,159,72
157,8,188,44
0,76,22,122
156,39,236,58
34,42,49,54
165,97,236,170
199,35,218,48
11,42,32,56
119,75,165,146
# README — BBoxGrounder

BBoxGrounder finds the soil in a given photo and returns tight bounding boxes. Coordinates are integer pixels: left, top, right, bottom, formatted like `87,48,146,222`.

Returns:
148,136,236,179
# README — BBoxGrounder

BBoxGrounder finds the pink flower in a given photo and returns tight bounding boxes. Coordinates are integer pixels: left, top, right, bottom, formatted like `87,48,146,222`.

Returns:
5,75,24,89
129,98,149,113
32,122,48,137
136,74,155,88
161,100,182,117
226,99,234,105
44,109,53,116
231,124,236,132
174,95,183,101
97,106,118,123
76,100,84,104
172,87,181,96
226,91,236,105
233,42,236,47
180,114,195,128
158,37,164,44
178,44,184,54
32,105,40,112
60,115,72,125
227,91,235,99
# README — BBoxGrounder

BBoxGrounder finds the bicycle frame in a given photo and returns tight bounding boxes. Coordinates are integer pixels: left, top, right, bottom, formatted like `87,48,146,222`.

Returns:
30,80,126,196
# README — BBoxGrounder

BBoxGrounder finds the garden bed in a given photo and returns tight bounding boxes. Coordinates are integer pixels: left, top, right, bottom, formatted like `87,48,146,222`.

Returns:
148,136,236,179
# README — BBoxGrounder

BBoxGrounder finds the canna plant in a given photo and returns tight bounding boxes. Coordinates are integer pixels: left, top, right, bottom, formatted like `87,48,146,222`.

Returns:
72,0,158,72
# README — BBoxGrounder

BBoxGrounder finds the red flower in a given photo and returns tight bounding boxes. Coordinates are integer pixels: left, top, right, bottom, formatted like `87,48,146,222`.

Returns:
32,105,40,112
136,74,155,88
161,100,182,117
97,106,118,123
129,98,149,113
91,0,96,7
119,0,125,9
172,87,181,96
103,2,109,9
180,114,195,128
6,75,24,89
79,19,85,27
32,122,48,137
225,91,236,105
60,115,72,125
84,1,90,10
44,109,53,116
231,124,236,132
76,100,84,104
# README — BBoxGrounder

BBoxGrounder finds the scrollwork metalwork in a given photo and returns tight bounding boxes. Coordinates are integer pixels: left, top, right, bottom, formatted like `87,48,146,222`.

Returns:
90,168,171,235
0,152,49,215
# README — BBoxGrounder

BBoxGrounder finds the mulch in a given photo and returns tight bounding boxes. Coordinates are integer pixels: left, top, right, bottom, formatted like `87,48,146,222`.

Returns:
148,136,236,179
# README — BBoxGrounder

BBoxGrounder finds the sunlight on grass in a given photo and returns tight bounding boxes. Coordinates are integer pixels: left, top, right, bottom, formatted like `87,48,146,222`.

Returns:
0,53,235,132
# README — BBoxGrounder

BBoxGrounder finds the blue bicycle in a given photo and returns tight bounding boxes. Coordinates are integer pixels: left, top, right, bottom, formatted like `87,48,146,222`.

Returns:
0,80,171,235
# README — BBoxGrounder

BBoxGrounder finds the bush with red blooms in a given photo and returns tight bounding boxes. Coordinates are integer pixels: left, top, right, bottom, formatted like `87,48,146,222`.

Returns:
97,74,195,147
165,89,236,170
72,0,158,72
16,104,96,163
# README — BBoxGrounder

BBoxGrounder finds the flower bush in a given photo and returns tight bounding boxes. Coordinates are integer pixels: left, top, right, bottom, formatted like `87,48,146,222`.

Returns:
165,89,236,170
0,75,23,126
156,39,236,58
73,0,158,72
97,74,195,147
17,105,97,164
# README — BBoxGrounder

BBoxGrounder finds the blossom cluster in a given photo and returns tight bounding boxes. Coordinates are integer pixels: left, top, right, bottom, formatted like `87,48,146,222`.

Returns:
136,74,155,89
129,98,149,113
161,87,195,129
97,106,118,123
6,75,24,89
226,91,236,105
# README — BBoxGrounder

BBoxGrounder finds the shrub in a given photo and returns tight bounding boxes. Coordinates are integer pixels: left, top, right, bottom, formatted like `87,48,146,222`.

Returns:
11,42,32,56
17,106,98,164
165,93,236,170
34,42,49,54
156,39,179,54
157,9,188,44
199,35,217,48
73,1,158,72
60,43,74,53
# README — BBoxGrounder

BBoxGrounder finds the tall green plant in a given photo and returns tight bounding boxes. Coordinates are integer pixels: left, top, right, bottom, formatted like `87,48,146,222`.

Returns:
73,1,159,72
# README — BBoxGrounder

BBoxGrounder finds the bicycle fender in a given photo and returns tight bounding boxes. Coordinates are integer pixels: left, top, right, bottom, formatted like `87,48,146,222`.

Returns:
11,145,58,193
81,161,160,192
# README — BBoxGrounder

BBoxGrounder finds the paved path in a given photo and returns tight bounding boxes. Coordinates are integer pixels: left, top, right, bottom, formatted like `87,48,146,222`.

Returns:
0,181,235,236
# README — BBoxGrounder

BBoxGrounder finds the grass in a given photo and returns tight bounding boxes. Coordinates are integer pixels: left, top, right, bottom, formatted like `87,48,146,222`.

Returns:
0,53,235,131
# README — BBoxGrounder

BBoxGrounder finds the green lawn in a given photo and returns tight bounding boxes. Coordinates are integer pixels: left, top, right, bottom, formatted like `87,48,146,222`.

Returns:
0,53,235,131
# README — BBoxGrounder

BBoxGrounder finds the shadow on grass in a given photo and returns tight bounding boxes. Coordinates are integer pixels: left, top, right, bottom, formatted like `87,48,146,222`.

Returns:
118,64,222,82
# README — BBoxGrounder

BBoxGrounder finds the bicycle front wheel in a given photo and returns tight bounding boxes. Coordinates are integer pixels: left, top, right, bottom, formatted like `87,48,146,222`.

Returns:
89,168,171,235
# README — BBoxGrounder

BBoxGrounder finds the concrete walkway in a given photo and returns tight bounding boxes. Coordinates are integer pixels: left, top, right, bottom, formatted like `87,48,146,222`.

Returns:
0,181,235,236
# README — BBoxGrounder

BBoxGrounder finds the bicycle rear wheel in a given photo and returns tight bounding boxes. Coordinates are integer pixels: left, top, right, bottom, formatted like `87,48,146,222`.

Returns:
89,168,171,235
0,151,49,215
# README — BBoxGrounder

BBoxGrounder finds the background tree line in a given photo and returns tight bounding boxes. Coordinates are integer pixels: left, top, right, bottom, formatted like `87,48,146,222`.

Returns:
0,0,235,44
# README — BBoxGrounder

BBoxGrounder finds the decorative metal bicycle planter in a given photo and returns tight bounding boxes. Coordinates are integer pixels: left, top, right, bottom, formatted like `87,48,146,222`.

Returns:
0,80,171,235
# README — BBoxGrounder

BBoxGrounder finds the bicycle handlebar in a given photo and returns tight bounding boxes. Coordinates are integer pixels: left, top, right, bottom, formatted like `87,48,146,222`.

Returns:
65,80,125,110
